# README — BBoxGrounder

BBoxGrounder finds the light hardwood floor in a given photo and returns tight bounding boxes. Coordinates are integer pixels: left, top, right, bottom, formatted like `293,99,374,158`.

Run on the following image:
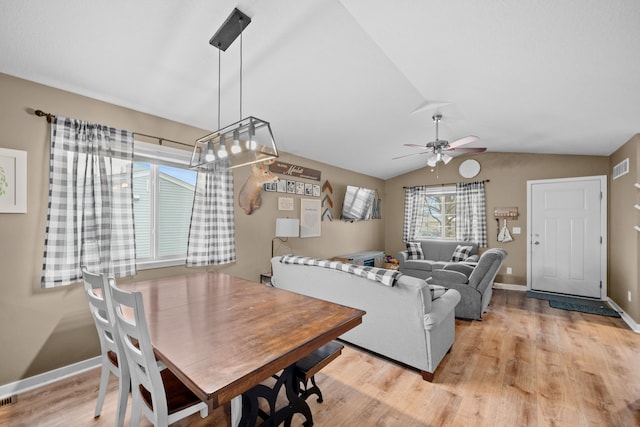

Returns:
1,289,639,427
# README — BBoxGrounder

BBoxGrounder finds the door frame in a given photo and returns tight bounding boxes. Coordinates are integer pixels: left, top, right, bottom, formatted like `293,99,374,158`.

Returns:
526,175,608,298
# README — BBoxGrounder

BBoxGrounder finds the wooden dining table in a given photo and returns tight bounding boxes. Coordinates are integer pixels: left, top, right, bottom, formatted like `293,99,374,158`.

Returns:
119,271,365,426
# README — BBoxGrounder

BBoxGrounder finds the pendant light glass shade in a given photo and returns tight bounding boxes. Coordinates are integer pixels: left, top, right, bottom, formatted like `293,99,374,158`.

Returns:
190,8,279,171
190,116,278,170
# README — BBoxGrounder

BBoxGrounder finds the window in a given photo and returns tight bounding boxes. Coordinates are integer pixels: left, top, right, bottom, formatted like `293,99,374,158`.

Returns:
133,142,196,268
414,186,457,239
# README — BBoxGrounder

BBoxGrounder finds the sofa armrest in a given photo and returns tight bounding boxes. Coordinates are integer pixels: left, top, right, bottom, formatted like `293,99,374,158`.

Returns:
397,250,409,270
423,289,461,328
430,269,469,285
465,254,479,262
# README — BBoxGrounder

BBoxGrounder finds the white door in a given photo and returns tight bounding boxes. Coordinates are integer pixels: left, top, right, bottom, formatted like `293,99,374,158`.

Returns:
528,176,606,298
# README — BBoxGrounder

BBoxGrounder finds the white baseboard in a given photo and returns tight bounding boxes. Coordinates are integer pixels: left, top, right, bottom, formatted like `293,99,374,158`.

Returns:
493,282,527,291
0,356,101,400
607,298,640,333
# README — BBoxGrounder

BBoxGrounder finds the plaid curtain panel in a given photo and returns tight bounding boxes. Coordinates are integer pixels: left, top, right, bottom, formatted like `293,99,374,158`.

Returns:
456,181,487,247
402,186,429,242
186,161,236,266
280,255,403,287
41,117,136,288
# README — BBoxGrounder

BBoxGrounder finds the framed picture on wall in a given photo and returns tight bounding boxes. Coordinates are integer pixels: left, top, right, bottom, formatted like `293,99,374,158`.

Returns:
0,148,27,213
312,184,320,197
286,180,296,194
276,179,287,193
296,182,305,195
300,198,321,238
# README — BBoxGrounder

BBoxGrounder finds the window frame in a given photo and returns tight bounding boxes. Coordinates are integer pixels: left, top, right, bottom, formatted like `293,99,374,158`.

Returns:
133,141,195,270
413,185,457,240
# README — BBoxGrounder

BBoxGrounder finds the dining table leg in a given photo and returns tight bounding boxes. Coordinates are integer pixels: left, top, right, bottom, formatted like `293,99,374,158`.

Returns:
238,364,313,427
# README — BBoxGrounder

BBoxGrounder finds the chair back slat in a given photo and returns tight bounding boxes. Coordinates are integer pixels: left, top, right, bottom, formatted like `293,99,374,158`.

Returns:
83,271,125,363
110,281,169,418
82,269,130,425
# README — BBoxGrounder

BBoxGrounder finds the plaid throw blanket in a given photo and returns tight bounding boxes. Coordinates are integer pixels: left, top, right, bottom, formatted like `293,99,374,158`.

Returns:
279,255,403,287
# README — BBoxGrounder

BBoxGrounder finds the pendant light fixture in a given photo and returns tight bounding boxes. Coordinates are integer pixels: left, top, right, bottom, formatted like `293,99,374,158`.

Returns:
190,8,279,170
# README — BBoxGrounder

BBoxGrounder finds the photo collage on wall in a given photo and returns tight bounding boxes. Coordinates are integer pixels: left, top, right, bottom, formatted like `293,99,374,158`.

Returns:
263,161,321,197
264,179,320,197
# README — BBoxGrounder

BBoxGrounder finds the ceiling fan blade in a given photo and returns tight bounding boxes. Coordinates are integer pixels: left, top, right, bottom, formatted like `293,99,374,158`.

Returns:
447,135,479,149
447,147,487,153
403,143,434,151
392,151,432,160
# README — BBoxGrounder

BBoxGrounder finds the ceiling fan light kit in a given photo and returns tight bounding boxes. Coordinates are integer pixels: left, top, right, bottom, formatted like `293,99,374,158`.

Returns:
394,113,486,167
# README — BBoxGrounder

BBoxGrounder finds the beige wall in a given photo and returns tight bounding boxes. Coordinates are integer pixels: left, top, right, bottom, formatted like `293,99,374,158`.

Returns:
0,74,384,385
384,152,609,286
1,72,637,387
608,135,640,321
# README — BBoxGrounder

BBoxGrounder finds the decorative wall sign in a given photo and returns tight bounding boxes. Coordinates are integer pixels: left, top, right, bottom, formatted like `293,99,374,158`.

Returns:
0,148,27,213
300,198,321,237
321,180,333,221
269,161,321,181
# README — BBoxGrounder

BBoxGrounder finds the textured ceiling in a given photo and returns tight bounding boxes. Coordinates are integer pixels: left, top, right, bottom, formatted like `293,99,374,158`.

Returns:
1,0,638,179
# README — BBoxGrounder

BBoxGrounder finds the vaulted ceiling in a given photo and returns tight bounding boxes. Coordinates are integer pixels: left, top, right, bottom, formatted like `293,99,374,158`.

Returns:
1,0,638,179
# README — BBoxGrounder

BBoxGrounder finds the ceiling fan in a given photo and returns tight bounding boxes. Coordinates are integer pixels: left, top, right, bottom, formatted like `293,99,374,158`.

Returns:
393,114,486,167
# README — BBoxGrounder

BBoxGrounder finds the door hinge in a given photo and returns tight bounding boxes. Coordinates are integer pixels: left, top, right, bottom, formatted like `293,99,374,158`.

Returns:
600,281,602,289
600,236,603,244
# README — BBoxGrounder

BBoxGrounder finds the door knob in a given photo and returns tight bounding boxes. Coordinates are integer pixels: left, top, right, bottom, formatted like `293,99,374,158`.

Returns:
533,241,540,245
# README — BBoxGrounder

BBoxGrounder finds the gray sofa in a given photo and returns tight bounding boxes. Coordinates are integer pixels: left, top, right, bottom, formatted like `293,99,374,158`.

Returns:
397,239,479,280
428,248,507,320
271,256,461,381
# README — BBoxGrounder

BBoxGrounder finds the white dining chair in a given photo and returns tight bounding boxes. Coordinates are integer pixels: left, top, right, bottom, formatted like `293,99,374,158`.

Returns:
82,269,129,427
109,279,209,427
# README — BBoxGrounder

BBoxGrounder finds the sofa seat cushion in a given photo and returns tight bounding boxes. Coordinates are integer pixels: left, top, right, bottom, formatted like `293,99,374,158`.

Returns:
403,259,436,272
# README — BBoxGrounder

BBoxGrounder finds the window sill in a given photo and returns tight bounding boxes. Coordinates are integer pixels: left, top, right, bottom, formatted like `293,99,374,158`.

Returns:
136,258,185,271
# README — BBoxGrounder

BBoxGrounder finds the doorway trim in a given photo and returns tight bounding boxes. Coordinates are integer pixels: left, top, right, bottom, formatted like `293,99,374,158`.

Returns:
526,175,608,299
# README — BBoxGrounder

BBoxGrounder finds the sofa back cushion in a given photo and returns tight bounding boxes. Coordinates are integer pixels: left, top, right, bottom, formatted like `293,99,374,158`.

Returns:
419,239,478,262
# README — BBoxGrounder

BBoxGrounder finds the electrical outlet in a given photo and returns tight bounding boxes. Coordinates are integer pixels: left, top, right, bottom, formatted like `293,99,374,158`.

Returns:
628,291,632,302
506,267,512,275
512,227,521,234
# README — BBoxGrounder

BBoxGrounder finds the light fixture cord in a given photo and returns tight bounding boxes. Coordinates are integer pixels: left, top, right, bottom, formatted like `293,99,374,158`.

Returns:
217,43,221,130
239,17,243,120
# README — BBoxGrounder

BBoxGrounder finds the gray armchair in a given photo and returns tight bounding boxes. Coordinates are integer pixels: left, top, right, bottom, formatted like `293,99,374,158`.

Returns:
428,248,507,320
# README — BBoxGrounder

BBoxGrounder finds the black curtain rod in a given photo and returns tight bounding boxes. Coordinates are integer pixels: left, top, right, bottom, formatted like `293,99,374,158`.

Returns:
33,109,193,148
403,179,490,189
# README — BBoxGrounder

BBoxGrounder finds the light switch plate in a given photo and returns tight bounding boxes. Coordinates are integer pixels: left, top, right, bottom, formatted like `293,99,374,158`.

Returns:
512,227,521,234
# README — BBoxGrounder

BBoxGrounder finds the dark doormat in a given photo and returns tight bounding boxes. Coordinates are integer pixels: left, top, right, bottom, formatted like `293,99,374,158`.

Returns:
526,290,621,318
548,299,621,318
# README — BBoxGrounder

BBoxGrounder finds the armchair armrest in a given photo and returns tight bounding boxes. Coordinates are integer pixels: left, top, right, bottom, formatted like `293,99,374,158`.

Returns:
430,269,469,285
442,263,475,277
